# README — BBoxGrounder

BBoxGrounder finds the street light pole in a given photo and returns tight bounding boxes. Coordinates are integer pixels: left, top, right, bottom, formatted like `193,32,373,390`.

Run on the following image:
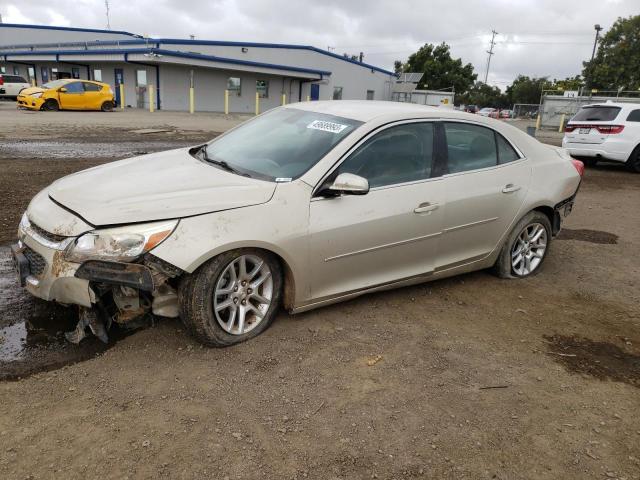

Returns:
591,24,603,61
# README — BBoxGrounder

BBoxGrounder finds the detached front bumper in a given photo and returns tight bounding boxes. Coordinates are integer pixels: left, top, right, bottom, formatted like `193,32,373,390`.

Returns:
17,95,45,110
12,222,95,307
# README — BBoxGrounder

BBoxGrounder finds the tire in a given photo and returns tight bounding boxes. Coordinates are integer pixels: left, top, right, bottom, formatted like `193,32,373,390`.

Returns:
493,211,552,279
179,249,283,347
42,99,59,111
101,100,114,112
626,145,640,173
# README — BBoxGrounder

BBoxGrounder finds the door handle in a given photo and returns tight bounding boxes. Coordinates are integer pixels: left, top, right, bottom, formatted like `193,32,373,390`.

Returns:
414,202,439,214
502,184,521,194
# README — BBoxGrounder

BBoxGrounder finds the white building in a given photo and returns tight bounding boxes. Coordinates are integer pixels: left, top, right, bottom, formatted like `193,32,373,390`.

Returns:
0,23,396,112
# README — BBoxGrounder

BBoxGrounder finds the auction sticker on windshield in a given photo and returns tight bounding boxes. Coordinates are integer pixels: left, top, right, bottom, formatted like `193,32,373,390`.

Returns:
307,120,349,134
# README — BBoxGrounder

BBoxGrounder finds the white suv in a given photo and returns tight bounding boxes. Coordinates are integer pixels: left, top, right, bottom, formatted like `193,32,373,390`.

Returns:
0,74,30,99
562,101,640,172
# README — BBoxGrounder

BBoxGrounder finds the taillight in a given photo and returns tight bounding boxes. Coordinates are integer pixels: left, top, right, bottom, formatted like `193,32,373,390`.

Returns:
0,76,3,86
564,124,624,134
571,159,585,177
595,125,624,134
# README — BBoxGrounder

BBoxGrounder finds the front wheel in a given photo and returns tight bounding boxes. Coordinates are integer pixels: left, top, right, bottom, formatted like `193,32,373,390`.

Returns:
494,211,552,279
42,99,59,111
179,249,283,347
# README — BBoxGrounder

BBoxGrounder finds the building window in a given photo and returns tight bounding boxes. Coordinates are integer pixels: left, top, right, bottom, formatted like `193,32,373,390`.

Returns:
27,67,35,83
72,67,80,79
1,66,6,74
13,66,20,75
51,68,58,80
333,87,343,100
41,67,49,83
92,69,102,82
366,90,375,100
256,80,269,98
227,77,241,96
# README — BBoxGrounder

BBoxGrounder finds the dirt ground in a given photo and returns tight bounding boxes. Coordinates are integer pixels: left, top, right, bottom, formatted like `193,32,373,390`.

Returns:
0,103,639,480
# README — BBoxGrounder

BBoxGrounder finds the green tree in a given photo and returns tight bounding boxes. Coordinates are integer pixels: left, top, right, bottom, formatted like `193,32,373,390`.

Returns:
583,15,640,90
457,82,508,108
401,43,477,93
551,75,584,91
505,75,552,105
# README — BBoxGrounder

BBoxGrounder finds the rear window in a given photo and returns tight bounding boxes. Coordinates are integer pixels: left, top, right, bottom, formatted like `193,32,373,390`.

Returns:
572,106,621,122
2,75,27,83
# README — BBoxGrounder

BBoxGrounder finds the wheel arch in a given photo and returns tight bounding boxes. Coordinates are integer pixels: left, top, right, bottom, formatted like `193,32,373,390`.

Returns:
183,242,300,311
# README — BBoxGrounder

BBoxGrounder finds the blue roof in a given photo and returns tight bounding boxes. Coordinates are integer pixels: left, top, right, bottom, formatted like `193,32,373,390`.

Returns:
0,23,394,75
0,47,331,77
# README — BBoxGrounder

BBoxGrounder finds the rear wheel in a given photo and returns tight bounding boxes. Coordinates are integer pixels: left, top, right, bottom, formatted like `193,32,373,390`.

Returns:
494,211,552,279
42,99,59,111
179,249,282,347
626,146,640,173
101,100,114,112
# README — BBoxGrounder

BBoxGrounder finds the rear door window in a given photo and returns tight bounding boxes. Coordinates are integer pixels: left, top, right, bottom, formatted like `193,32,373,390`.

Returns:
444,123,497,173
496,134,520,164
64,82,85,94
572,106,621,122
626,109,640,122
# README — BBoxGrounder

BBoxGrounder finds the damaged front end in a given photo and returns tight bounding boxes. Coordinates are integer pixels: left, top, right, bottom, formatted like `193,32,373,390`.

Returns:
14,213,184,344
67,254,184,344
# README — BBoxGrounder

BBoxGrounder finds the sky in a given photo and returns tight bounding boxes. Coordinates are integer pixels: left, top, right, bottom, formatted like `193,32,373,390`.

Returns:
1,0,636,89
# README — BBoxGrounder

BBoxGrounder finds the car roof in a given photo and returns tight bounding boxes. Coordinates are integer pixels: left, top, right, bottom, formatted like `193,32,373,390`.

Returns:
284,100,515,126
583,102,640,109
286,100,454,122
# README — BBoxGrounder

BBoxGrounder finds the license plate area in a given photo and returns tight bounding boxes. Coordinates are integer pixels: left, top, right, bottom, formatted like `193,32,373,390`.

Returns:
579,127,590,134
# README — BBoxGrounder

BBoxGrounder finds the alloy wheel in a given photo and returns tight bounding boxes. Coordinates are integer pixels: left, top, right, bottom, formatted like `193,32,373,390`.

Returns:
511,223,548,276
213,254,273,335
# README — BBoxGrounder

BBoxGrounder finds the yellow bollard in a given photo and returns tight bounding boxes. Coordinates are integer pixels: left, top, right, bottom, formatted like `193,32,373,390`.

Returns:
281,93,286,106
255,91,260,115
224,89,229,114
119,84,125,110
306,95,310,102
535,113,541,130
189,87,195,114
558,113,566,133
149,85,155,113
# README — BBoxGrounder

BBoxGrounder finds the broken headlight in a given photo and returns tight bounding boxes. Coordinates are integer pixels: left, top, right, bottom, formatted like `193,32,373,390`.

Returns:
30,92,43,98
65,220,178,263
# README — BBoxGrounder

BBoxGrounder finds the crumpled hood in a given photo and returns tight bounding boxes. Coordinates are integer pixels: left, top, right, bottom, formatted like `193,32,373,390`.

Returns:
19,87,45,96
48,147,277,226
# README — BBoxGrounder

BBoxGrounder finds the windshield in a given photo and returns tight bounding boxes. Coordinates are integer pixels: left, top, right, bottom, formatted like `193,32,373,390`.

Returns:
572,106,621,122
42,80,70,90
204,108,362,180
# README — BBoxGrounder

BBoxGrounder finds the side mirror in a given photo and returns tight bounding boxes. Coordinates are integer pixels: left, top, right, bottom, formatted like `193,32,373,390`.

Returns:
59,87,67,93
326,173,369,196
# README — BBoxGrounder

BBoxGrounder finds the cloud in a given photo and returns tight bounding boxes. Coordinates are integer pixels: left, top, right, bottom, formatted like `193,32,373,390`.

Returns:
2,0,637,88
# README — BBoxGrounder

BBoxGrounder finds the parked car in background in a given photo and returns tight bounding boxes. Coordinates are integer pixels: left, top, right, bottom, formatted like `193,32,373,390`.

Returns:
12,101,583,347
478,107,497,117
562,102,640,172
500,109,513,119
0,74,30,99
17,79,115,112
464,105,479,114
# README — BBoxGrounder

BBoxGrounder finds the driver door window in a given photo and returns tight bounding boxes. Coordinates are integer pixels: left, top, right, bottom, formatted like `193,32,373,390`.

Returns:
59,81,85,110
335,123,434,188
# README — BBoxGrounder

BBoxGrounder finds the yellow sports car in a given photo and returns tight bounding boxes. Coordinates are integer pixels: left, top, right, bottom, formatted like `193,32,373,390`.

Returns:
17,79,115,112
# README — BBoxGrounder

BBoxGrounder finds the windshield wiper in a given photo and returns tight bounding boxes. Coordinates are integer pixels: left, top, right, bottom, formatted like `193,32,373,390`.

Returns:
198,145,250,177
